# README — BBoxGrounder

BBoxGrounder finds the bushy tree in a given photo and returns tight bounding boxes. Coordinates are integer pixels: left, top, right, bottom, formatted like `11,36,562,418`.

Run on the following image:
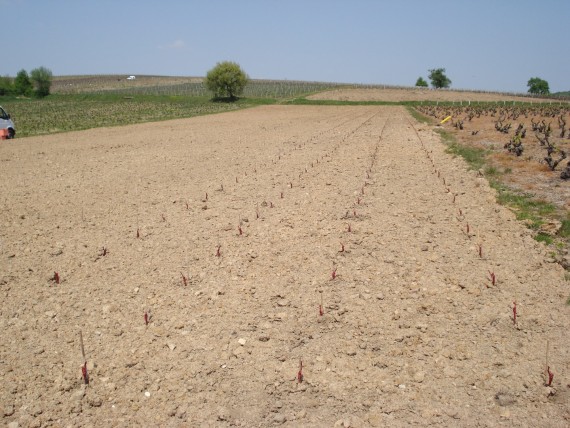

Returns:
205,61,248,100
428,68,451,89
527,77,550,95
415,77,428,87
30,66,53,97
0,75,14,96
15,69,33,96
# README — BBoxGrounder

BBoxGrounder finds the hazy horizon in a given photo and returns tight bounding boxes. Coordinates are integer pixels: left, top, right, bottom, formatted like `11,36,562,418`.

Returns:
3,0,569,93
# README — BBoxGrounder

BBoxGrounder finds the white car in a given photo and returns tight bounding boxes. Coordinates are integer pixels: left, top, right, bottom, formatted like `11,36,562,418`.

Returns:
0,106,15,138
126,75,136,80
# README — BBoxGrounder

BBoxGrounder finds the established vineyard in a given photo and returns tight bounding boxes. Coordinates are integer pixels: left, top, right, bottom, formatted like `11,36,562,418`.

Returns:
415,104,570,181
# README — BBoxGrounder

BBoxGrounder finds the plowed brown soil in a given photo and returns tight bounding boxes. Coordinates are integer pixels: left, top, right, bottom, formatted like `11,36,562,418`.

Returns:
1,105,568,427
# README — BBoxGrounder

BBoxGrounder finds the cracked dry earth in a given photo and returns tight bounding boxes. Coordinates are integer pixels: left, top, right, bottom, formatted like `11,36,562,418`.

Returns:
1,105,569,427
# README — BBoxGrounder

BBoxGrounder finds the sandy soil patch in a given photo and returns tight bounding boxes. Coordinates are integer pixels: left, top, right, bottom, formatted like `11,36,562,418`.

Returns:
1,106,568,427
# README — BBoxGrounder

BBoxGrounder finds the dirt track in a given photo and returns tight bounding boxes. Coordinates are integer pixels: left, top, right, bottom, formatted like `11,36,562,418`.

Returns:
1,105,568,427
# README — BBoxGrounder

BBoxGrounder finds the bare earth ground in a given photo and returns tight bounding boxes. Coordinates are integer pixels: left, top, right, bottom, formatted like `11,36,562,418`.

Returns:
1,105,569,427
309,88,550,103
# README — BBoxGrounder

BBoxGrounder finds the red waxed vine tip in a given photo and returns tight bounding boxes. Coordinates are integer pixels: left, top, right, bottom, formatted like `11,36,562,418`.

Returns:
466,224,470,234
347,223,352,233
319,305,324,316
181,273,188,286
238,225,243,235
478,244,483,258
340,242,345,253
216,245,221,257
297,360,304,383
331,268,337,280
547,366,554,386
488,271,496,286
512,301,517,324
52,272,60,284
144,312,149,325
82,361,89,385
136,228,140,238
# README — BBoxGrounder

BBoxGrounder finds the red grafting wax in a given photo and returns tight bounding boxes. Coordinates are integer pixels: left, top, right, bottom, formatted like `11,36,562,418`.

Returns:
144,312,149,325
319,305,324,316
216,245,221,257
331,268,337,280
53,272,60,284
466,224,470,234
297,360,304,383
340,242,345,253
512,301,517,324
82,362,89,384
478,244,483,258
547,366,554,386
181,273,188,286
136,228,140,238
347,223,352,233
488,271,496,286
238,225,243,235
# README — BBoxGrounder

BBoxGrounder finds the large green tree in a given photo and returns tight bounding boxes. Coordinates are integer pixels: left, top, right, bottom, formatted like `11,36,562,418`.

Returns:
428,68,452,89
527,77,550,95
204,61,249,100
30,66,53,97
15,69,33,96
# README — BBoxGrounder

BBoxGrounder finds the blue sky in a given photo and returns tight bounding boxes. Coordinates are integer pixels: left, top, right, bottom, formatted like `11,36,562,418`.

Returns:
2,0,569,93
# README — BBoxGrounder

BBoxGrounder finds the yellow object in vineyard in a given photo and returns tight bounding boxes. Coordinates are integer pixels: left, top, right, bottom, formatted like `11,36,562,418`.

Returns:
440,116,452,124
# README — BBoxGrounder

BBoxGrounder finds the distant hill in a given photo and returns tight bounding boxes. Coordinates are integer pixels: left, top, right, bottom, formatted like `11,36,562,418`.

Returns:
552,91,570,98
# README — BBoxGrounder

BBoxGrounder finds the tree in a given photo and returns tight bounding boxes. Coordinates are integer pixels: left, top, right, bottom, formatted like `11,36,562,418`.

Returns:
204,61,249,100
428,68,451,89
415,77,428,87
0,75,14,96
30,66,53,97
527,77,550,95
15,69,33,96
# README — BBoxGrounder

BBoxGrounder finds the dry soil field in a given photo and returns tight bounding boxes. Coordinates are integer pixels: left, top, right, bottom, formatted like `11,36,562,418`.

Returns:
308,88,548,103
1,105,569,427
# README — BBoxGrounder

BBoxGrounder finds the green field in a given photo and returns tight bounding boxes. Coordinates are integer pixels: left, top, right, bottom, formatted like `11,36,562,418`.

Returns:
0,77,349,137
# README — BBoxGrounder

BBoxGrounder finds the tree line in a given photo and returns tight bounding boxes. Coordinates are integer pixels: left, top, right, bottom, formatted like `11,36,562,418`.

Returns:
0,67,53,97
415,68,551,95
